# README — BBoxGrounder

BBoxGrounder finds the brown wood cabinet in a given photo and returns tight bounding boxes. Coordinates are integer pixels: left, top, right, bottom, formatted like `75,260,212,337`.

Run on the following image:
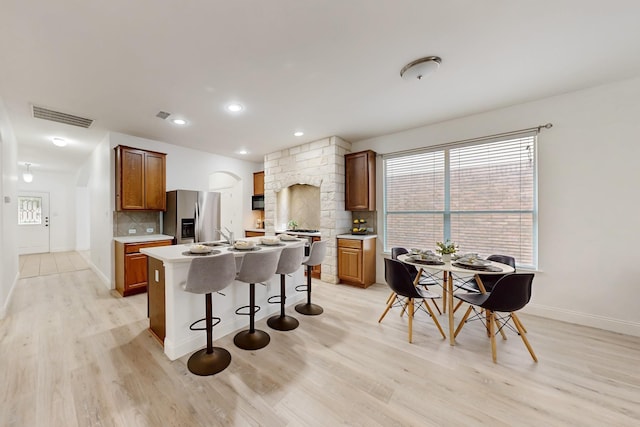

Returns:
114,239,173,297
245,230,265,237
147,256,165,344
345,150,376,211
115,145,167,211
337,237,376,288
253,171,265,195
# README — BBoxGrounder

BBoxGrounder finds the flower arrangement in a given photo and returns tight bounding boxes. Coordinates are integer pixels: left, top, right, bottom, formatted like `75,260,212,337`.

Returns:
436,240,458,255
287,219,298,230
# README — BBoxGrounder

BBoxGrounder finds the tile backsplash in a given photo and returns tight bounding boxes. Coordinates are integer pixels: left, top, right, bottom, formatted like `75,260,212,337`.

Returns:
113,211,161,236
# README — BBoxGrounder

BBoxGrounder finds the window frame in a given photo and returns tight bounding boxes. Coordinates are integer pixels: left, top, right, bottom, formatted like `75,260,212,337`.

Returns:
382,132,538,269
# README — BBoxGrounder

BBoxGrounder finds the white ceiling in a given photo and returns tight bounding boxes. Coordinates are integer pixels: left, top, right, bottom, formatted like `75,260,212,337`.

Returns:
2,1,640,173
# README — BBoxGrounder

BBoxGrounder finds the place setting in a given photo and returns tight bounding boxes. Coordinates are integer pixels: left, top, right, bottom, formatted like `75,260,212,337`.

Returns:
258,236,285,247
452,253,503,272
227,240,262,252
182,244,221,257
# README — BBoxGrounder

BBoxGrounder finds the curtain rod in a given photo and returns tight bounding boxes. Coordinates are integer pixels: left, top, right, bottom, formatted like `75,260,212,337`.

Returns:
380,122,553,158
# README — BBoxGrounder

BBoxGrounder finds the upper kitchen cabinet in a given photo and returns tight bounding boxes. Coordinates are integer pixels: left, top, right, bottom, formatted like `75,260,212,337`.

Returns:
345,150,376,211
115,145,167,211
253,171,265,195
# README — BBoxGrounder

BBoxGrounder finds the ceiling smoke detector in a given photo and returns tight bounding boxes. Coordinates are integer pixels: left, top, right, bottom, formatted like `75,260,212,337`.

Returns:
156,111,171,119
400,56,442,81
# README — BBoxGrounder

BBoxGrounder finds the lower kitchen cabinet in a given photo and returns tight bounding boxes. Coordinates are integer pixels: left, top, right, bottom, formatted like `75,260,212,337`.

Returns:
147,256,165,344
245,230,265,237
337,237,376,288
115,239,173,297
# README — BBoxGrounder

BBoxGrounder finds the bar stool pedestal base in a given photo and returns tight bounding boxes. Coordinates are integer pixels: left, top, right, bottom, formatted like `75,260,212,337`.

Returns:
187,347,231,376
295,302,323,316
234,329,270,350
267,314,299,331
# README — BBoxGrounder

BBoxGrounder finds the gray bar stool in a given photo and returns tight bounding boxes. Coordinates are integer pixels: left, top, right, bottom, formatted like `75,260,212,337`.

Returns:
267,244,305,331
234,249,282,350
183,253,237,376
295,240,327,316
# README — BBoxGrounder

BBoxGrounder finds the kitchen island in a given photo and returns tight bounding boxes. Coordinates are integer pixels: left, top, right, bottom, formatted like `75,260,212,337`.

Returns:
141,238,306,360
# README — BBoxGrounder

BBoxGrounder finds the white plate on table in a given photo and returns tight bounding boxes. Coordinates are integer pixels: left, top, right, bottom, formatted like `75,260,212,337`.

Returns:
456,258,490,267
279,234,299,241
189,244,214,254
260,237,281,246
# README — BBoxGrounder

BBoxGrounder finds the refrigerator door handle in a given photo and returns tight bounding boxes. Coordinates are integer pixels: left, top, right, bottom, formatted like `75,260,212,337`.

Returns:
194,201,199,242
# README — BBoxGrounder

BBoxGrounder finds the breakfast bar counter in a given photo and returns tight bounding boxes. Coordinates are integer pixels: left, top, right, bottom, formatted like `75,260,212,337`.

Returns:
141,238,306,360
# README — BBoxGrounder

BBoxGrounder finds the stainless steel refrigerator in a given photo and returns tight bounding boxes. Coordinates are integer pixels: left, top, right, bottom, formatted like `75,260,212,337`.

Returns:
163,190,221,244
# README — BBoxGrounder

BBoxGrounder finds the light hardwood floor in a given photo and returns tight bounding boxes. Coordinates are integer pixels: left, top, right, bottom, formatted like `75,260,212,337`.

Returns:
1,257,639,426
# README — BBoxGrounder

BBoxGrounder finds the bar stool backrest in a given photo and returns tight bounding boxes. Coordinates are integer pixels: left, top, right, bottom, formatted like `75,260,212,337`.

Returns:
303,240,327,267
237,250,282,284
276,245,305,275
184,253,236,294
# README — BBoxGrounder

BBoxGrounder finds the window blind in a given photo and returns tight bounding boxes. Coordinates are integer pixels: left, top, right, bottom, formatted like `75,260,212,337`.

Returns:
383,134,537,268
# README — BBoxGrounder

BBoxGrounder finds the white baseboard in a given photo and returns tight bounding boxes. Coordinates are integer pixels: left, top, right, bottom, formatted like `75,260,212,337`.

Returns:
85,259,112,290
0,272,20,320
525,303,640,337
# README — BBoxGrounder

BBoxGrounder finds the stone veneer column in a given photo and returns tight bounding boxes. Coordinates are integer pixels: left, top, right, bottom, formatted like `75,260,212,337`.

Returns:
263,136,352,284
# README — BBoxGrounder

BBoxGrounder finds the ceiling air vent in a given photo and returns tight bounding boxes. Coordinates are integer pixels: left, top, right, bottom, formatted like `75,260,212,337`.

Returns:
156,111,171,120
32,105,94,128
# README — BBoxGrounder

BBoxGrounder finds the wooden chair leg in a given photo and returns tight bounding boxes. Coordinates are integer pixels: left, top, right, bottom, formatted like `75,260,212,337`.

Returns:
512,313,537,362
454,305,474,338
512,312,528,333
378,295,395,323
488,311,497,363
386,291,398,305
453,299,464,313
431,299,442,315
424,299,446,339
408,298,414,343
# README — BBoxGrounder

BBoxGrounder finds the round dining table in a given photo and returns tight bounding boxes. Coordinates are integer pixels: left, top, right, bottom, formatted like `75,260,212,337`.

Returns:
397,253,515,346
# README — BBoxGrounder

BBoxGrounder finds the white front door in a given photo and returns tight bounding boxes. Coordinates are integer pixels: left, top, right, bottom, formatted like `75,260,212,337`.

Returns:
18,191,50,254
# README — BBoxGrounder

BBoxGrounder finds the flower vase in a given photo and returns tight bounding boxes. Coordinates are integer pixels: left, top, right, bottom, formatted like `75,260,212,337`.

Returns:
442,253,451,263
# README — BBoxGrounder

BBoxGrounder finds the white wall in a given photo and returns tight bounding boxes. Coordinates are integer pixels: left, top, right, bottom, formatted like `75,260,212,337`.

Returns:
17,170,79,252
83,132,261,288
0,98,19,319
354,76,640,336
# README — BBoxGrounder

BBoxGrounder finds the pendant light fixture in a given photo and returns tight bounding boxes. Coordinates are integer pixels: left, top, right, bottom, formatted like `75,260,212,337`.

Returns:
23,163,33,183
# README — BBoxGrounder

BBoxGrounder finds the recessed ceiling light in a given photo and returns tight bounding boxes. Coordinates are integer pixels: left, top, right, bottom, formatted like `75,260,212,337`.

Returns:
237,149,248,155
226,103,244,113
171,118,187,125
294,131,304,137
52,137,67,147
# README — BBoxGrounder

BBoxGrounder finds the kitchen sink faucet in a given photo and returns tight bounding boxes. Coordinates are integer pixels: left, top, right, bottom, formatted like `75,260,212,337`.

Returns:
218,227,235,245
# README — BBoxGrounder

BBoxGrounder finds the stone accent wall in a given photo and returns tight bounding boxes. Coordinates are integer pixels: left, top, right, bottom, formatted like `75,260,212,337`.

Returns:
264,136,352,284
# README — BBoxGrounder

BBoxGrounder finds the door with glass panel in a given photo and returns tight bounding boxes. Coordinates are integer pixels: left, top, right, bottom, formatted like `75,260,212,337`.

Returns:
18,192,50,254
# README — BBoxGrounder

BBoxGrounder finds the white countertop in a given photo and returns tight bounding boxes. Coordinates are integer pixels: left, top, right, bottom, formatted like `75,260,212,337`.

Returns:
245,228,266,232
140,237,305,263
113,234,174,243
337,234,377,240
275,229,321,237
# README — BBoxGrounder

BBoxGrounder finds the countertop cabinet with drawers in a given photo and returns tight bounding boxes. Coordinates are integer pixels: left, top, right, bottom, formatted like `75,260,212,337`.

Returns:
337,236,376,288
115,239,173,296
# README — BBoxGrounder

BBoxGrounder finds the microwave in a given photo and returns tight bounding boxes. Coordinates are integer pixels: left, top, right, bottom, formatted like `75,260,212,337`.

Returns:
251,195,264,210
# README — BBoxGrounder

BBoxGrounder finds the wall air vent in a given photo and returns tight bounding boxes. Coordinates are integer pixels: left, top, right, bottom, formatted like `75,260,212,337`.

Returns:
32,105,94,128
156,111,171,119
